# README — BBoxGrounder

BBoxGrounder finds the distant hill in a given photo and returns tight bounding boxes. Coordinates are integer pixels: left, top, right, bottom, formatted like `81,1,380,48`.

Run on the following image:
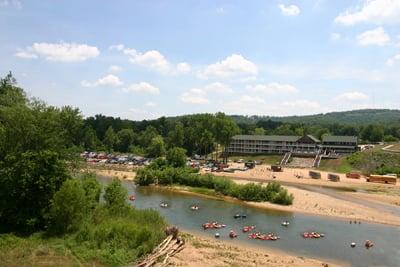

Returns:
229,109,400,125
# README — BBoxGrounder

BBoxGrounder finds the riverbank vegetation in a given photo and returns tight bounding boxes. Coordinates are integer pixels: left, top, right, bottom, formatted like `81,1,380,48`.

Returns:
136,157,294,205
0,73,166,266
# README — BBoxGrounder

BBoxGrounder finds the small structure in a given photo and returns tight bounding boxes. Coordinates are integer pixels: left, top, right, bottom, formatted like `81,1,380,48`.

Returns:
271,165,282,172
367,175,397,185
328,173,340,182
245,161,256,169
346,172,361,179
309,171,321,179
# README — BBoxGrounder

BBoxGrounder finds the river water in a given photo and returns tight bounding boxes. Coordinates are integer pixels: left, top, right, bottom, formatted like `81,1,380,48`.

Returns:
99,176,400,267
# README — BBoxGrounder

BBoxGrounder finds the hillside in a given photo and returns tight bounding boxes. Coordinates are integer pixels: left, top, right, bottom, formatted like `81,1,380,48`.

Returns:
229,109,400,125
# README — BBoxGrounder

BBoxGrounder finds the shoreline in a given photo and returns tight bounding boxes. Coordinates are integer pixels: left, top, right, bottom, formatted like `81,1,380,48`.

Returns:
93,168,400,227
158,231,346,267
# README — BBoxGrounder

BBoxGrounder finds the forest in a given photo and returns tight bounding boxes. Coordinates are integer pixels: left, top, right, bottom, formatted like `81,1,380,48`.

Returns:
82,109,400,156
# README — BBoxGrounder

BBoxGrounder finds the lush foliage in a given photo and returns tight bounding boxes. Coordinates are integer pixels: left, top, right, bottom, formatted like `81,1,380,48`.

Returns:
135,161,294,205
0,74,167,266
347,150,400,175
0,151,70,232
166,147,187,167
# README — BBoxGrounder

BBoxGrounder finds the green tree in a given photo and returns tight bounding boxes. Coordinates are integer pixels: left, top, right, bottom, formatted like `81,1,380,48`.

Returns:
103,126,118,152
0,151,70,232
0,71,27,106
166,147,187,167
49,179,87,234
168,122,184,148
116,128,136,152
81,173,102,210
147,135,166,157
104,179,128,211
253,127,266,135
82,126,99,151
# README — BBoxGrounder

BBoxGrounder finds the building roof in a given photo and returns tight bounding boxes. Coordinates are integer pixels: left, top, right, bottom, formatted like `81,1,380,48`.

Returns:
231,135,301,142
322,135,358,143
231,134,358,144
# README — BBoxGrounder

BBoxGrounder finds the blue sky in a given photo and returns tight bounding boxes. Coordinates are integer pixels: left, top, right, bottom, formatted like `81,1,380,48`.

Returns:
1,0,400,119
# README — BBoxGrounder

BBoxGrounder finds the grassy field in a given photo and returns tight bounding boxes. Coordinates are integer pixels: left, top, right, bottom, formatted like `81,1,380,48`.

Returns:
0,233,101,267
227,154,283,165
318,157,354,173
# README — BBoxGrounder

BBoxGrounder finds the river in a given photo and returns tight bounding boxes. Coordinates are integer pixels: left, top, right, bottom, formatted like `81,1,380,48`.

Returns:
98,176,400,267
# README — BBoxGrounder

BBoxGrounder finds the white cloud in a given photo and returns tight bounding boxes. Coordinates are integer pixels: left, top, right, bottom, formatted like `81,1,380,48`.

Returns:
111,44,190,75
145,101,157,107
109,65,122,73
127,108,160,120
109,44,125,51
15,50,38,59
222,95,267,115
283,100,321,109
123,82,160,95
180,88,209,104
176,62,191,74
81,74,123,87
247,82,298,94
386,54,400,65
204,82,233,93
357,27,391,46
331,32,341,41
334,0,400,26
0,0,21,8
279,4,300,16
199,54,258,79
15,42,99,62
335,91,369,101
216,7,225,14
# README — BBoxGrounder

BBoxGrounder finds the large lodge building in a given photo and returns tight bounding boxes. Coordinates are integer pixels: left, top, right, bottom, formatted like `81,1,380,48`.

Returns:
226,135,358,156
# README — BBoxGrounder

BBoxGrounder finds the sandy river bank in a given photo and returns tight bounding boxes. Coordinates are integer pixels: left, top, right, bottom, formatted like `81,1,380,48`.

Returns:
155,232,344,267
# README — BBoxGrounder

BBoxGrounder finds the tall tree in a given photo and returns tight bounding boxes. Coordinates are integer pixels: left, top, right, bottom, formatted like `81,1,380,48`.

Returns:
147,135,166,158
103,126,118,152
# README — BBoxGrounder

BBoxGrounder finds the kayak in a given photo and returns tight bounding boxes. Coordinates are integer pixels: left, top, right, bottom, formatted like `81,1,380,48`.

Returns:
302,232,324,238
365,240,374,249
242,226,256,232
202,222,226,230
229,230,238,238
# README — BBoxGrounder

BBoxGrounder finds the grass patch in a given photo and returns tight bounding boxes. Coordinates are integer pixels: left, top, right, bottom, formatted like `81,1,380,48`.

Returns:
318,158,354,173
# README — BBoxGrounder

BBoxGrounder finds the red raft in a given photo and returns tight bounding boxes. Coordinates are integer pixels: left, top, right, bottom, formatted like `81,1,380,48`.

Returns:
302,232,325,239
365,240,374,249
248,232,280,241
229,230,238,238
202,222,226,230
242,226,256,233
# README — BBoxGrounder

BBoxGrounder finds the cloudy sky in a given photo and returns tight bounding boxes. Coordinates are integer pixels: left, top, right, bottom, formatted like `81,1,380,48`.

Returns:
1,0,400,120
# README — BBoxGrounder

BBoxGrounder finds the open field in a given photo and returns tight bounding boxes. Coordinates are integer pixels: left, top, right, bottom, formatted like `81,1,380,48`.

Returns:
159,232,342,267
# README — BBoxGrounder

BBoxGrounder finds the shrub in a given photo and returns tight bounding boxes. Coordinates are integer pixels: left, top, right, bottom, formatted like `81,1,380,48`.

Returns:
135,165,293,205
104,179,128,212
166,147,187,168
48,179,87,234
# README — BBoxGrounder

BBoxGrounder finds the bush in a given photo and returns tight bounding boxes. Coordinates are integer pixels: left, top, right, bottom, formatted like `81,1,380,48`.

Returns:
81,172,102,210
73,206,166,266
104,179,128,212
48,179,88,234
166,147,187,168
135,165,293,205
0,150,70,233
